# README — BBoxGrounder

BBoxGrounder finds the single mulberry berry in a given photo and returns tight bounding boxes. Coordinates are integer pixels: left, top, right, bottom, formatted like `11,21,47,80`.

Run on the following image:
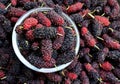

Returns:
37,12,51,27
8,7,26,17
70,13,83,24
100,61,113,71
33,27,57,39
102,34,120,50
23,17,38,30
91,20,103,37
56,50,75,65
95,16,110,26
46,10,64,26
81,27,97,47
67,2,83,14
41,39,53,61
60,28,75,51
107,50,120,62
24,2,38,10
96,48,109,63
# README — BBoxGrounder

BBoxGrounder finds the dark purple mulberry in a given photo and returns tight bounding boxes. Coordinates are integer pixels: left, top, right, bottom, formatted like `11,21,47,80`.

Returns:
24,2,38,10
107,50,120,62
33,27,57,39
41,39,53,61
113,68,120,79
60,28,75,51
56,50,75,65
96,48,109,63
45,73,62,82
91,20,103,37
72,62,82,75
70,13,83,24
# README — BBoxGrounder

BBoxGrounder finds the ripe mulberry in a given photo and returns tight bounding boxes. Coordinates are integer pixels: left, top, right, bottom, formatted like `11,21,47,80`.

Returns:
56,50,75,65
23,17,38,30
60,28,74,51
41,39,53,61
37,12,51,27
67,2,83,14
46,10,64,26
33,27,57,39
53,26,65,50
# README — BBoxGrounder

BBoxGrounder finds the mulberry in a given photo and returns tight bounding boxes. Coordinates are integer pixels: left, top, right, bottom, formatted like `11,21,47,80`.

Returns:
24,2,38,10
41,39,53,61
67,2,83,14
60,28,74,51
70,13,83,24
53,26,65,50
56,50,75,65
23,17,38,30
102,34,120,50
46,10,64,26
45,73,62,82
37,12,51,27
33,27,57,39
101,61,113,71
8,7,26,17
80,71,90,84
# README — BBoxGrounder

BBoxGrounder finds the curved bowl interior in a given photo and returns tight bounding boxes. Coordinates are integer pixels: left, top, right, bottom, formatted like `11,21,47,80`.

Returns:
12,7,80,73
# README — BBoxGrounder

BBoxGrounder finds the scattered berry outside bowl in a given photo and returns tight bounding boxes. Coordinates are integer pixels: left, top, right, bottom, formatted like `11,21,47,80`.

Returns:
12,7,80,73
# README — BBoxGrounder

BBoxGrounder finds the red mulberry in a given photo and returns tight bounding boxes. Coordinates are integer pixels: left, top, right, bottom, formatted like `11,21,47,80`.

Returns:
8,7,26,17
23,17,38,30
67,2,83,14
37,12,51,27
46,10,64,26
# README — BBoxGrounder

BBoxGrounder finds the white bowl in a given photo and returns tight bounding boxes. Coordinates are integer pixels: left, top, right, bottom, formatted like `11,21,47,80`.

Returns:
12,7,80,73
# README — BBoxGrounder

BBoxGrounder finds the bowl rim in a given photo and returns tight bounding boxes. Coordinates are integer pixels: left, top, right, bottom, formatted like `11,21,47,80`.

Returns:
12,7,80,73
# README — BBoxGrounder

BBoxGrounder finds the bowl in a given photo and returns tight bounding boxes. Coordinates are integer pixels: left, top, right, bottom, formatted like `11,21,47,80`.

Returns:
12,7,80,73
